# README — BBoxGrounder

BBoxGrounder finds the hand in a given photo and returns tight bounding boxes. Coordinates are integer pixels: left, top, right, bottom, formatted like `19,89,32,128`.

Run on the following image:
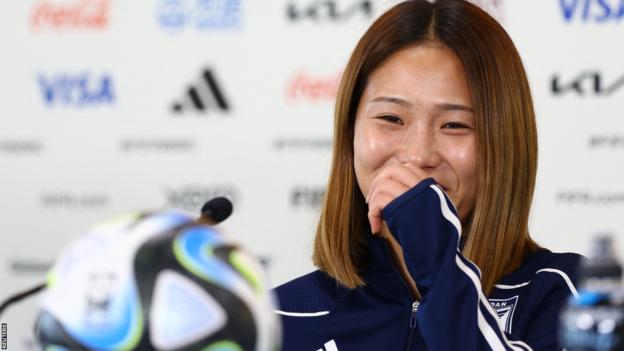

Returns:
366,162,427,234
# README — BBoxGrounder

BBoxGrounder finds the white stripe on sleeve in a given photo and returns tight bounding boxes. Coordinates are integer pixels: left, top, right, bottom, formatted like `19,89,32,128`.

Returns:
430,184,533,351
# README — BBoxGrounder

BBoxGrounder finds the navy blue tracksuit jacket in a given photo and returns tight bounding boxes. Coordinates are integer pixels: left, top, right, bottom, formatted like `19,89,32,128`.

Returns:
275,178,581,350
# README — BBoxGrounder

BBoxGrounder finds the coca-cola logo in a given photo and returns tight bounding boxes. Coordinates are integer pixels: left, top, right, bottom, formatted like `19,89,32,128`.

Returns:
30,0,110,30
285,70,341,104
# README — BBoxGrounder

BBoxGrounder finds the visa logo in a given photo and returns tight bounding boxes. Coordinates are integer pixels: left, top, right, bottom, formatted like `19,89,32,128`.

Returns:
560,0,624,22
38,72,115,107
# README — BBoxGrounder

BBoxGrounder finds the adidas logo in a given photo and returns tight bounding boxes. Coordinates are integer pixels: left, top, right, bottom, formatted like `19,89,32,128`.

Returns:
172,68,230,114
317,339,338,351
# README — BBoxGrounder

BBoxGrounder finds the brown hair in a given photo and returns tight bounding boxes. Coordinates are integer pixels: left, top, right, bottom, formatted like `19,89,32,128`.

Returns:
312,0,539,294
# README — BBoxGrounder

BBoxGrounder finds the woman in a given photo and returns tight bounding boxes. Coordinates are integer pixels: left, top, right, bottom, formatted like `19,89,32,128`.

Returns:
275,1,581,350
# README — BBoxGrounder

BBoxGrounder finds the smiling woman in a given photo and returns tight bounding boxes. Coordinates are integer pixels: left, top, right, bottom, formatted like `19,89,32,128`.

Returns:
274,1,581,350
353,44,478,226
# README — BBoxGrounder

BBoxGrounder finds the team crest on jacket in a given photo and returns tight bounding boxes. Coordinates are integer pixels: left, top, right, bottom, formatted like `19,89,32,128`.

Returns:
489,296,519,333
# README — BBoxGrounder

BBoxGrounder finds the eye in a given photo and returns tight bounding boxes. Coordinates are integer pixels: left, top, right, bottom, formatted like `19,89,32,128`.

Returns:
376,115,404,125
442,122,470,129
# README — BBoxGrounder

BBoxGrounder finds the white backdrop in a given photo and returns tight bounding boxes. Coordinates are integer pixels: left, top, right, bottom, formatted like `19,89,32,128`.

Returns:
1,0,623,349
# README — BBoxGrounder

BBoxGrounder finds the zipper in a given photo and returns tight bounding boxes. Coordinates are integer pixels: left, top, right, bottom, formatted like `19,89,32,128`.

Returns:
405,300,420,351
380,234,422,350
410,300,419,327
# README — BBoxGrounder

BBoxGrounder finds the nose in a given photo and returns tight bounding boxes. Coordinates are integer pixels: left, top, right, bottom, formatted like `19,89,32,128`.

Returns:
397,126,441,169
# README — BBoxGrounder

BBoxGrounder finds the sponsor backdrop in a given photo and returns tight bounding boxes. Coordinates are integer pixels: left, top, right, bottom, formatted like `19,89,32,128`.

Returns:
0,0,622,349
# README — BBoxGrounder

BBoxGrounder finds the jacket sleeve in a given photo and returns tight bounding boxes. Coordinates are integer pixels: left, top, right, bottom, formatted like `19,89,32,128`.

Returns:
381,178,538,351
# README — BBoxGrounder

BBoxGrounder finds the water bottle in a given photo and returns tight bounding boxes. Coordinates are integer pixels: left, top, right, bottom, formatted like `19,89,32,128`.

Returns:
559,235,624,350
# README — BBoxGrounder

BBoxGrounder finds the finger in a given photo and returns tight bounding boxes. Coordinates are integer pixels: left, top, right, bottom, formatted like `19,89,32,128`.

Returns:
368,193,395,234
369,210,384,234
367,179,409,208
367,164,424,202
400,162,429,180
369,212,381,234
383,163,425,188
366,166,405,203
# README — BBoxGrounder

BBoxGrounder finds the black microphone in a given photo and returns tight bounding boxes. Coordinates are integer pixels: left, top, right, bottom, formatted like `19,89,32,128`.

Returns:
199,196,233,225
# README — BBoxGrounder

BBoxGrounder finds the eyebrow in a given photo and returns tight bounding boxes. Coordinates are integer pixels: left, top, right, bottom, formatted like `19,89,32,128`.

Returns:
371,96,412,107
437,102,474,113
370,96,474,113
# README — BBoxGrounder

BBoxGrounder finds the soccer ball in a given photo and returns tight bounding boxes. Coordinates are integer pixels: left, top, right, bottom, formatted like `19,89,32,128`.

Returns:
34,210,281,350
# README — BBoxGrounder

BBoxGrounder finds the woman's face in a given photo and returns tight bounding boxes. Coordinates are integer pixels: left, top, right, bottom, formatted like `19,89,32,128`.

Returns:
353,44,478,220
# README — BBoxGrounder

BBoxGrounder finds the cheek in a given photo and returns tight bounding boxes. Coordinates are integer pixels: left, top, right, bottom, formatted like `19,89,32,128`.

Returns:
455,146,477,177
449,139,478,217
353,126,395,196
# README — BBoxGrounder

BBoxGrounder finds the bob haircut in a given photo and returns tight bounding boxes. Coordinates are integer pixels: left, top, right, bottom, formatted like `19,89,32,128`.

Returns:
313,0,539,294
